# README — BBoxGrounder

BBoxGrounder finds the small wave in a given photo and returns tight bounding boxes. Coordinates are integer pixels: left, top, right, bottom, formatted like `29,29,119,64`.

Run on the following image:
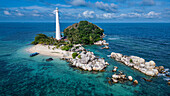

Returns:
108,37,120,40
164,68,169,72
157,67,170,82
163,77,170,81
107,55,111,57
157,73,166,77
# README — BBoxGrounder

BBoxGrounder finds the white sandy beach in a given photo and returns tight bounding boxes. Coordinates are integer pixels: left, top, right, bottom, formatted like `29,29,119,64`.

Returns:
26,44,73,58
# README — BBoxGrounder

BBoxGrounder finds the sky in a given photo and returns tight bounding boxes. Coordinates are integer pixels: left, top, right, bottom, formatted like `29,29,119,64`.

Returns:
0,0,170,22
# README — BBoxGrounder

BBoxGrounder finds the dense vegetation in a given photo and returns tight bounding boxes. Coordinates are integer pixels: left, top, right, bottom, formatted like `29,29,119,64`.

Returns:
72,52,78,59
31,34,73,51
64,21,104,44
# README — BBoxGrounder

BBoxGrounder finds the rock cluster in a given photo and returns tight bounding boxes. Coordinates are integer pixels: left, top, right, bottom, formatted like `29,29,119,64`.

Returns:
110,52,161,76
111,73,127,83
110,70,138,84
94,40,109,46
155,66,165,73
69,51,109,71
71,44,85,52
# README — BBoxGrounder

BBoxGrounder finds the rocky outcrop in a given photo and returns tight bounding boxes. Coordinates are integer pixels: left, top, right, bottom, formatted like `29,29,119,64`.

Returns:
111,73,127,83
94,40,109,46
110,52,162,76
69,50,109,71
110,71,137,84
71,44,85,52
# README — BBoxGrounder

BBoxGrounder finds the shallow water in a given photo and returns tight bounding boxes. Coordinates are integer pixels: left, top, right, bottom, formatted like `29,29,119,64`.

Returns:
0,22,170,96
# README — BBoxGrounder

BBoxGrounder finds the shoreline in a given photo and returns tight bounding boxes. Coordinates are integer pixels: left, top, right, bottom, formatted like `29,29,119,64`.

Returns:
26,44,73,58
26,44,109,71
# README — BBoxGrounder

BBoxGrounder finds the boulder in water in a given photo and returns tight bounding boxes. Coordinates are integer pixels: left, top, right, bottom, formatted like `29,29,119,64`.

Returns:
168,82,170,85
158,66,164,73
112,78,118,83
133,80,138,85
112,66,118,72
128,76,133,81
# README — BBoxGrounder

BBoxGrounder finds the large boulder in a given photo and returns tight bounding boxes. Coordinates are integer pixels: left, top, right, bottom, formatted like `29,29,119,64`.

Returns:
111,52,123,61
145,70,155,76
130,56,145,65
139,68,147,74
152,69,159,75
149,60,156,66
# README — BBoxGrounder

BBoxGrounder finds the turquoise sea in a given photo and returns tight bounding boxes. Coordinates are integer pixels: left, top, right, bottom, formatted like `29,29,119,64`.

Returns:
0,22,170,96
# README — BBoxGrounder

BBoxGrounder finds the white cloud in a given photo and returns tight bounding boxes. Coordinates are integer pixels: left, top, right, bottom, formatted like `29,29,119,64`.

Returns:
141,0,155,6
33,10,39,13
95,11,160,19
4,11,11,15
120,14,127,17
32,14,40,17
144,11,161,18
49,14,54,17
69,0,86,6
95,1,118,13
22,6,51,12
55,4,72,7
96,13,118,19
127,13,141,18
16,12,24,16
82,10,95,18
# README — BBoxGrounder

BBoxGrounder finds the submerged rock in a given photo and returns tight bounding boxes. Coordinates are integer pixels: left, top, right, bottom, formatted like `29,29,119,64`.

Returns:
102,46,109,49
110,71,128,84
142,78,152,82
168,82,170,85
46,58,53,61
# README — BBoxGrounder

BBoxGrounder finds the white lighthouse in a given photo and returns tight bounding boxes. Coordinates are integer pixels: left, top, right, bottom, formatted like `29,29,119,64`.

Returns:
55,7,61,40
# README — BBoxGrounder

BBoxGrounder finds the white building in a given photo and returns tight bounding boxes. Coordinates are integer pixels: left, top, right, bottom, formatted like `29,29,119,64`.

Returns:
55,8,61,40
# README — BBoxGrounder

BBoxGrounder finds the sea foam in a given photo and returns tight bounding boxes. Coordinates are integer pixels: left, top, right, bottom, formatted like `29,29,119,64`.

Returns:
108,37,120,40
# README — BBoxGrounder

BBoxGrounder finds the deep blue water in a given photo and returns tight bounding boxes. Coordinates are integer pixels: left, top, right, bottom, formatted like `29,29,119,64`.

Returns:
0,22,170,96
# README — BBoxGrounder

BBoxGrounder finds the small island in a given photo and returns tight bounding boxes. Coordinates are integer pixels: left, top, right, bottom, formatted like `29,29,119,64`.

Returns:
28,21,109,71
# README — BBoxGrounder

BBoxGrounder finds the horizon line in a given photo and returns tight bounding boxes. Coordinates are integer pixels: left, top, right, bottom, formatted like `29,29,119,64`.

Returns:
0,21,170,23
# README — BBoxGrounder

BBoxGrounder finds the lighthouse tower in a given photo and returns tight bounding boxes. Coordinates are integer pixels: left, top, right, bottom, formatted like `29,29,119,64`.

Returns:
55,8,61,40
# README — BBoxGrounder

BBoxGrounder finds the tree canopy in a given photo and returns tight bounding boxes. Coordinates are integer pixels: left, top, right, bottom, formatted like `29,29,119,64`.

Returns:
64,21,104,44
